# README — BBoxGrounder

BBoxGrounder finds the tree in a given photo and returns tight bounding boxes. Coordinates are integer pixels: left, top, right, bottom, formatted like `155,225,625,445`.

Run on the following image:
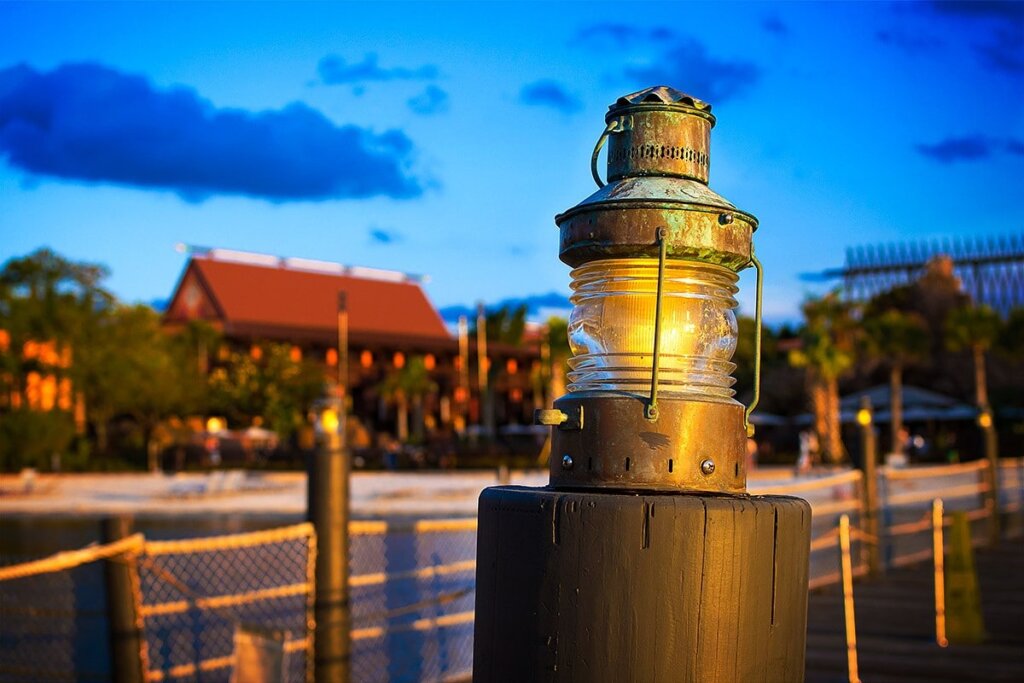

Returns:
789,292,859,464
862,309,929,452
945,305,1003,409
544,316,570,404
208,343,325,441
0,249,115,467
378,356,437,442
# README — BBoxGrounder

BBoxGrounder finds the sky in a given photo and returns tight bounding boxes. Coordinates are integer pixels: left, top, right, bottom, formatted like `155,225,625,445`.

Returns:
1,1,1022,324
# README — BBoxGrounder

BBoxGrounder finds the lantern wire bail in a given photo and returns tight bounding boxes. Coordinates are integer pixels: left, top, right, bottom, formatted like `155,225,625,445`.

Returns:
744,247,764,436
590,118,627,189
644,227,670,421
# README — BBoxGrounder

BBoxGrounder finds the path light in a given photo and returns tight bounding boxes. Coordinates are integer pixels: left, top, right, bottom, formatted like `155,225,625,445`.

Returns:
474,87,812,682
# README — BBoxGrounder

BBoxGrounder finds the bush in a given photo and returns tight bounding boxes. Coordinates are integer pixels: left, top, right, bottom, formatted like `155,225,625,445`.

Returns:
0,410,76,471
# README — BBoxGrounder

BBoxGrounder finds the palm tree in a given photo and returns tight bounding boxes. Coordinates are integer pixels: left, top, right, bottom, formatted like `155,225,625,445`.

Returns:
545,317,570,405
789,292,859,464
945,304,1003,409
863,309,929,452
378,356,437,442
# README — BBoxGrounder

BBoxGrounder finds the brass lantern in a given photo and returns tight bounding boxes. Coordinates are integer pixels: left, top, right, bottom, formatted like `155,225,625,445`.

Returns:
540,85,763,493
473,87,810,683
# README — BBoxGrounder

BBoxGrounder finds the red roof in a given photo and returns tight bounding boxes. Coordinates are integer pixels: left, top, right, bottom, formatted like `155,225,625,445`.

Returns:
165,256,452,346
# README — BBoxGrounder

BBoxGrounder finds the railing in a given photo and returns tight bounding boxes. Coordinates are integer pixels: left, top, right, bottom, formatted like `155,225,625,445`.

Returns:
1,457,1020,682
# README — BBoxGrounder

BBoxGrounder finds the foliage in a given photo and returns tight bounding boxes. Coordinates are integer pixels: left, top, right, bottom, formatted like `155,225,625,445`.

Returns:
473,305,528,346
862,309,930,369
788,291,859,464
207,343,325,440
999,307,1024,358
377,355,437,403
945,305,1003,354
0,409,76,471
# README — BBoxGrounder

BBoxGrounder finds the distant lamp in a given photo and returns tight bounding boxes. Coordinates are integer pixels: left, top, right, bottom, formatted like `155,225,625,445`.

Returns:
319,408,340,436
206,416,225,433
856,405,873,427
977,409,993,430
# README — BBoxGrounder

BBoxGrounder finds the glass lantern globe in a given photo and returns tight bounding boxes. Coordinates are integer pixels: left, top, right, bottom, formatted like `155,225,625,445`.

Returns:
566,258,739,403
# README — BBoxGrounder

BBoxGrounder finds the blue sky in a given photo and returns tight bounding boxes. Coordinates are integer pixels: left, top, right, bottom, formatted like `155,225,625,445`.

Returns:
1,1,1022,324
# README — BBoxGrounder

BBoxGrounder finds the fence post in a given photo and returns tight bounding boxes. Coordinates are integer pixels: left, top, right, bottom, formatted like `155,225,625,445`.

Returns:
979,408,1000,545
856,397,881,576
932,499,948,647
102,515,145,683
309,404,351,683
838,515,861,683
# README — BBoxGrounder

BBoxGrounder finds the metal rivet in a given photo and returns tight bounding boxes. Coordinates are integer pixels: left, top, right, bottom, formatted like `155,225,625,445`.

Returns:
700,459,716,475
718,213,734,225
561,454,574,470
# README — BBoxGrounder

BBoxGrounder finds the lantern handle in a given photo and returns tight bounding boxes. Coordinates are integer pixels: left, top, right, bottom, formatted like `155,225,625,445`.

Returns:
590,117,627,188
645,227,669,421
744,247,764,437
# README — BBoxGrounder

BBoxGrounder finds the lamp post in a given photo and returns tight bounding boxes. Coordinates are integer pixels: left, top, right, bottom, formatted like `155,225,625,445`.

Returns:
473,86,811,682
978,407,1000,545
857,397,882,576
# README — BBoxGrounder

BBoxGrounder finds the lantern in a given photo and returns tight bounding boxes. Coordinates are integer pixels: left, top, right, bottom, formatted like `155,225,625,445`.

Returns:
473,87,811,681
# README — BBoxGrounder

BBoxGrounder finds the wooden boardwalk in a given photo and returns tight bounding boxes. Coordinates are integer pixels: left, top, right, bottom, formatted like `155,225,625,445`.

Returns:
805,540,1024,683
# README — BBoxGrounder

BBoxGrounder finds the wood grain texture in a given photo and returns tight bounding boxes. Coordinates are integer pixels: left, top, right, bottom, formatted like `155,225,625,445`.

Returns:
473,487,811,683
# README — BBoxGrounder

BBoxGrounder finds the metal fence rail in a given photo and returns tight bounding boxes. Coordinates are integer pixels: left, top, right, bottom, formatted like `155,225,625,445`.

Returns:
1,458,1021,683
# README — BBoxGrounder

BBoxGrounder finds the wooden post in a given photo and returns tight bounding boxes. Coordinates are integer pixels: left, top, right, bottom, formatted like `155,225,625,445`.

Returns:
457,315,470,434
980,410,1000,545
476,302,494,438
932,499,948,647
308,295,351,683
474,491,810,682
102,516,145,683
857,397,881,577
337,292,349,439
838,514,861,683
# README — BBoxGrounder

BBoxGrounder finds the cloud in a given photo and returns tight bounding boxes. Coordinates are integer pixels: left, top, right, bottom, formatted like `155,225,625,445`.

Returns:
573,23,673,47
572,25,760,104
518,80,582,114
761,15,788,35
317,53,438,85
916,1,1024,75
369,227,402,244
0,62,423,202
407,85,449,116
620,38,760,104
914,135,1024,163
876,29,942,53
929,1,1024,24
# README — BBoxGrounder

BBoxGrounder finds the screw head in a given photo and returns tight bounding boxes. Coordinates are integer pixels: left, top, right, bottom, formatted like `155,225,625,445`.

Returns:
561,454,574,470
718,213,734,225
700,459,716,475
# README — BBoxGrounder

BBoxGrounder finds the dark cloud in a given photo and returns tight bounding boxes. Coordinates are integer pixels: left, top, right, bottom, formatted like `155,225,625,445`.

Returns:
572,25,759,104
974,27,1024,73
573,23,672,47
407,85,449,116
914,135,1024,162
876,29,943,53
317,53,438,85
518,80,582,114
620,38,760,104
761,16,788,35
0,63,423,202
369,227,402,244
920,1,1024,75
929,1,1024,24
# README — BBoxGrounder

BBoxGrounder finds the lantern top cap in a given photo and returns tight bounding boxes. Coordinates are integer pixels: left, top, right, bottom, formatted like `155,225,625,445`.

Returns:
607,86,715,124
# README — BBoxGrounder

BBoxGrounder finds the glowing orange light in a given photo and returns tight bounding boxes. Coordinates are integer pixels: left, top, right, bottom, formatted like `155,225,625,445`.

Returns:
510,388,523,402
326,348,338,366
454,356,463,370
289,346,302,363
506,358,519,375
361,350,374,368
454,387,468,402
393,352,406,369
424,354,436,371
250,345,263,361
0,329,9,352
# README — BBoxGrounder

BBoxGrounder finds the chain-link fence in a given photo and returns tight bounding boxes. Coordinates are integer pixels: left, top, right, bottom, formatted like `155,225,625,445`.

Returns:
2,460,1021,683
138,524,316,682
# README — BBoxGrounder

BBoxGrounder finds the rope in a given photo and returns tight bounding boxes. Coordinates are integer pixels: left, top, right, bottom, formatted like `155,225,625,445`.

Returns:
0,534,144,581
